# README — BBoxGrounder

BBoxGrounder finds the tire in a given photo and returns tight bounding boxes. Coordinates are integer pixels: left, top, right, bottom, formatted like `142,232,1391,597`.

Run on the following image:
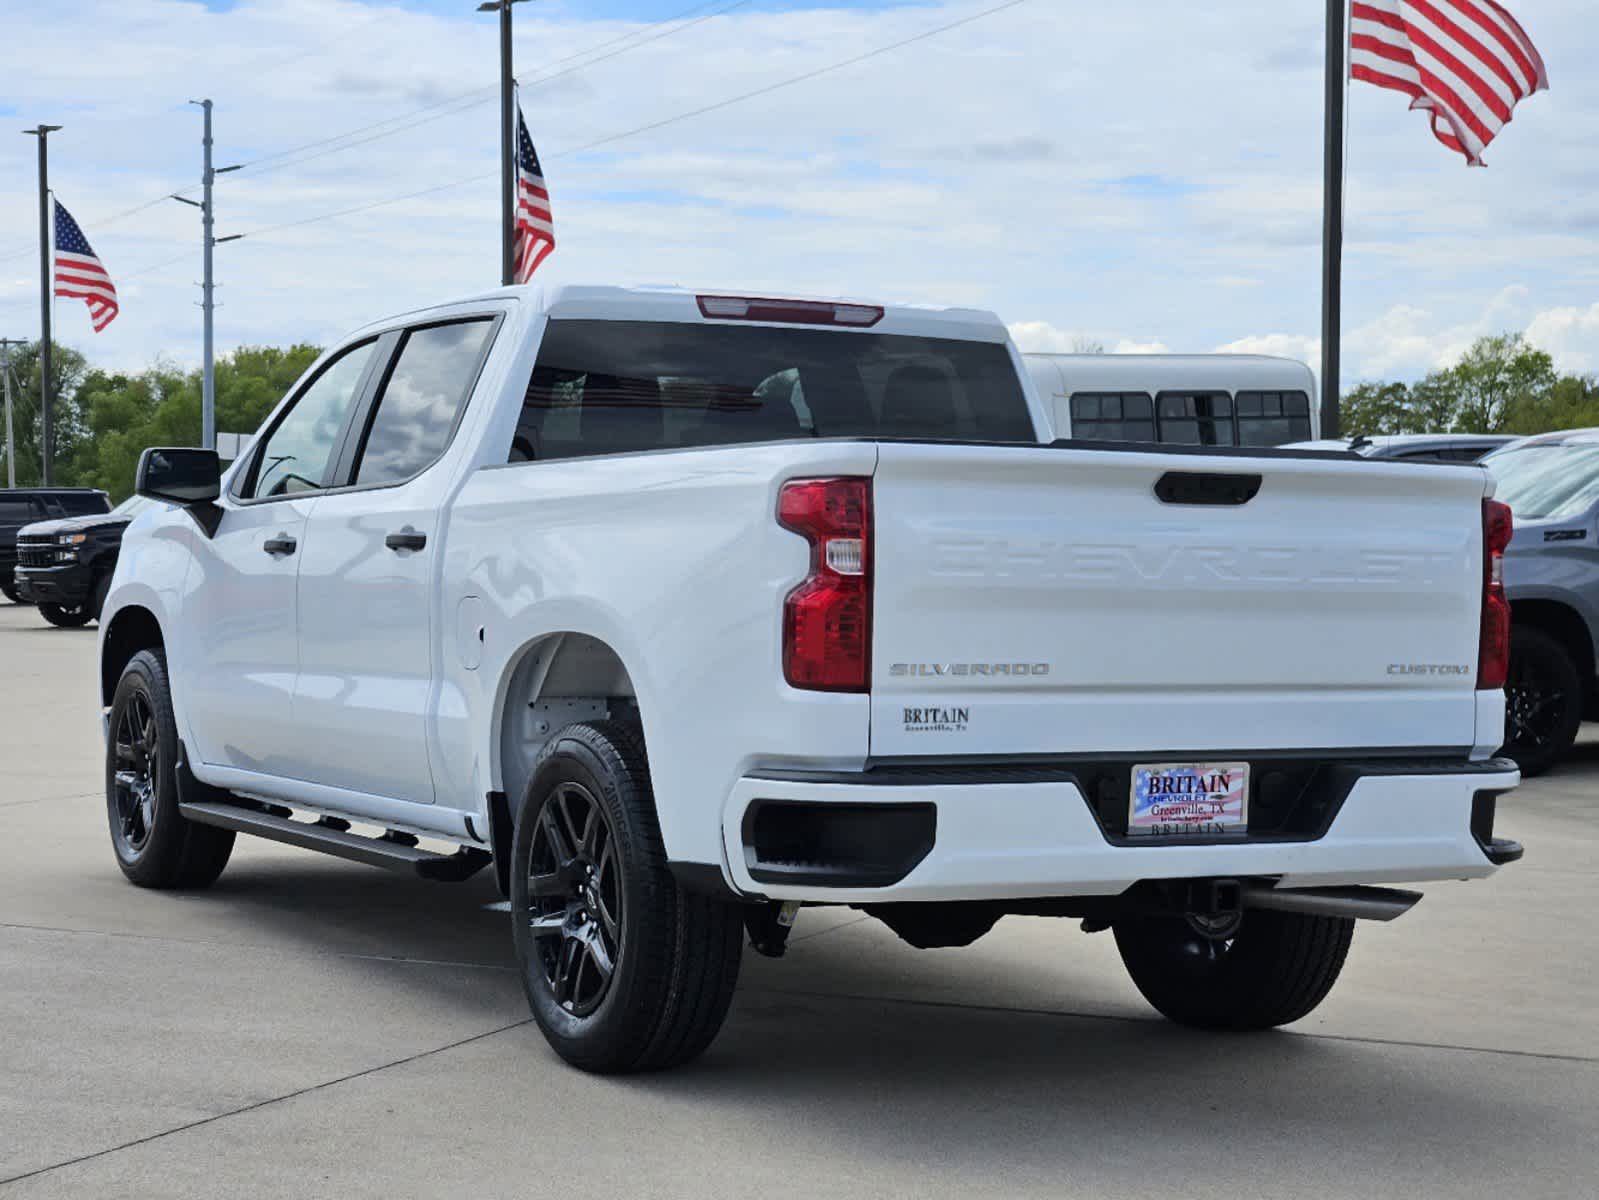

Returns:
510,720,743,1073
106,649,235,888
0,582,21,604
1502,626,1583,777
1113,909,1354,1031
39,601,92,628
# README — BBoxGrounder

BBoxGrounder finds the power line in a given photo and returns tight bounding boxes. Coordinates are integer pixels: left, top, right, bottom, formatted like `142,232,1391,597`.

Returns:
229,0,1035,242
0,1,747,263
227,0,753,181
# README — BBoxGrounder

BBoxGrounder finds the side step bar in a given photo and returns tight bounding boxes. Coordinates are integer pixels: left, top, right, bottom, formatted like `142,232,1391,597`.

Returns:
179,800,491,883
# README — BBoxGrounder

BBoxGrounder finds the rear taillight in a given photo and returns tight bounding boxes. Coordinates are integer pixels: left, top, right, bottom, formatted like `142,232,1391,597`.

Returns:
1479,498,1513,690
778,478,872,692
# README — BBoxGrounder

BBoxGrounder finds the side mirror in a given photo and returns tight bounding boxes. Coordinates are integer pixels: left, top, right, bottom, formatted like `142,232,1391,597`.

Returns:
136,447,221,505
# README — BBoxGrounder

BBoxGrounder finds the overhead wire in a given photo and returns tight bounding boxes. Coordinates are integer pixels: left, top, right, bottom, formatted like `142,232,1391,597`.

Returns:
231,0,1035,241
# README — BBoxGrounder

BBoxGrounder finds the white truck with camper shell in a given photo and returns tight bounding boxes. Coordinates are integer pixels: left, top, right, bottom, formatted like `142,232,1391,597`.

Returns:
100,284,1521,1073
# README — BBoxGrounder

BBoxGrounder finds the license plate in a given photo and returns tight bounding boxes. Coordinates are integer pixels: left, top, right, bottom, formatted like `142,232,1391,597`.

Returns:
1128,762,1249,837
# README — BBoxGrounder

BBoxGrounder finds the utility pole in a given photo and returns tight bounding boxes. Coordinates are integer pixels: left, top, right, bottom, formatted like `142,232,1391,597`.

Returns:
24,124,61,484
1319,0,1347,440
175,100,241,451
478,0,528,286
0,338,21,489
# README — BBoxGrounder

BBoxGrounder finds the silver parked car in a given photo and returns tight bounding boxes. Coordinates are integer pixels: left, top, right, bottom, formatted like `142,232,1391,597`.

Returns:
1485,430,1599,773
1287,433,1517,462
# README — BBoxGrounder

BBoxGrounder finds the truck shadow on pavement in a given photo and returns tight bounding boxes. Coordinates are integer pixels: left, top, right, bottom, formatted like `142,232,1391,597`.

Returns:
178,856,1588,1194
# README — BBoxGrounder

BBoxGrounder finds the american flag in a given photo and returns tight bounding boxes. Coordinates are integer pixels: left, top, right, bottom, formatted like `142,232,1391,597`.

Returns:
53,200,120,332
513,107,555,284
1351,1,1548,166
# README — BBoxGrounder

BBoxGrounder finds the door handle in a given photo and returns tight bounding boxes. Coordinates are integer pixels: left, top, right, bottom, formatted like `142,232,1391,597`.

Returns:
262,535,297,557
385,529,427,553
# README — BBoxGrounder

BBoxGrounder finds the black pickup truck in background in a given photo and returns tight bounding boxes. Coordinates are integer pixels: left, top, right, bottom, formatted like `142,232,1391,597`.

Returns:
1,488,115,624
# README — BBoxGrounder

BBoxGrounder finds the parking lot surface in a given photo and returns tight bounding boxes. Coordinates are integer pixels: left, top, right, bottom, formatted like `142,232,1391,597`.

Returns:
1,600,1595,1198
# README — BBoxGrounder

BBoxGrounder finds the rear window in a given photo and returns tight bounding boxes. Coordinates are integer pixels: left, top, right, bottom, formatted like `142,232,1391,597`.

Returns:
1068,392,1155,442
0,498,39,522
1157,391,1235,446
1488,443,1599,519
507,319,1035,462
1235,391,1312,446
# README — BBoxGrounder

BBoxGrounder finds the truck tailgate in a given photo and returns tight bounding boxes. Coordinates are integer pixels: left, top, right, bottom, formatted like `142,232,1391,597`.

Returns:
869,444,1490,758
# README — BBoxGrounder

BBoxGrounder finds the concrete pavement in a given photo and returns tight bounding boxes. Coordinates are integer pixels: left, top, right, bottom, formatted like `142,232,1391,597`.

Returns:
1,600,1595,1198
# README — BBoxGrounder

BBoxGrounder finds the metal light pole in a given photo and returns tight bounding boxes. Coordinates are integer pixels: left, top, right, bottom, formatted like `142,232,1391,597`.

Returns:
23,124,61,484
0,337,21,489
175,100,241,451
1319,0,1348,440
478,0,528,286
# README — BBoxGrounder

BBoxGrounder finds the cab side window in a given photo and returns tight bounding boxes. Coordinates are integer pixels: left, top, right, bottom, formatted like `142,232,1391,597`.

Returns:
241,340,378,499
350,320,494,487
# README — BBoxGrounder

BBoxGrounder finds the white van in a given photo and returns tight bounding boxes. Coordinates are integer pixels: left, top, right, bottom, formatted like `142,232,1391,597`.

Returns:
1023,353,1320,447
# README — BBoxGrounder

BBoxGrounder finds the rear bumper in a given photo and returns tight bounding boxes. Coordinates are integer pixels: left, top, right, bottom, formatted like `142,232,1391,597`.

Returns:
13,562,93,606
717,758,1520,903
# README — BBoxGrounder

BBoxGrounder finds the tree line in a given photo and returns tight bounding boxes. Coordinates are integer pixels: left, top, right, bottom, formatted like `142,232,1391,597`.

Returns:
1,340,320,500
1341,332,1598,438
0,329,1591,501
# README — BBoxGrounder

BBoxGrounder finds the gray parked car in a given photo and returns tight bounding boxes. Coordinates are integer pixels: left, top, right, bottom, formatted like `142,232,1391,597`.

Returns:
1287,433,1517,462
1485,429,1599,774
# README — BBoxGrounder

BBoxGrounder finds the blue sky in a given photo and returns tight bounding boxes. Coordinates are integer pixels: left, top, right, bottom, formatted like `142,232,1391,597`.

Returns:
2,0,1595,384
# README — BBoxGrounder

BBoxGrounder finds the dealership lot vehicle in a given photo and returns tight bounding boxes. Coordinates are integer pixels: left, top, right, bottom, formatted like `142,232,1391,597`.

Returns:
13,495,154,626
1023,352,1318,446
1482,430,1599,774
1288,433,1517,463
99,284,1520,1073
1,487,110,605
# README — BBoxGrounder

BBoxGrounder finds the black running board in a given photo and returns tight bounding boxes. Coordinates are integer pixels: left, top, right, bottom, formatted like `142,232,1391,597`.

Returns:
179,801,491,882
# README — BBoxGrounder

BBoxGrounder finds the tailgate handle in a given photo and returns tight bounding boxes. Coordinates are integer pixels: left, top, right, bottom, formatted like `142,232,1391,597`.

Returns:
1154,471,1261,507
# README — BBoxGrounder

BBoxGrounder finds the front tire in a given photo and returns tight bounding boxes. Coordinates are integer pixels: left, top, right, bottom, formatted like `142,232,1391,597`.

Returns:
1114,909,1354,1031
106,649,235,888
510,721,743,1073
1502,626,1582,777
0,582,22,604
39,601,92,628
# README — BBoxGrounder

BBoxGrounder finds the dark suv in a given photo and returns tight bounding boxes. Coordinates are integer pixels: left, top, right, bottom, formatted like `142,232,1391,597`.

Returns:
2,488,113,609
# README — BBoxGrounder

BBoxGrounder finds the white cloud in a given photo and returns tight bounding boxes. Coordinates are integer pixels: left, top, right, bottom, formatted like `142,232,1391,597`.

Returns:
1008,322,1169,355
1525,303,1599,373
1214,333,1319,362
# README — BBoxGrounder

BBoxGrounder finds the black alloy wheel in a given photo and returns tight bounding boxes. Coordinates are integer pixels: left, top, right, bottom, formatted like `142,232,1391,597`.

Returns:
525,780,624,1017
38,601,92,628
111,689,160,856
1502,626,1582,777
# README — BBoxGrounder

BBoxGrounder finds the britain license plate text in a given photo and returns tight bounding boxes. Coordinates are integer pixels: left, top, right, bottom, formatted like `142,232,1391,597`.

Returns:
1128,762,1249,837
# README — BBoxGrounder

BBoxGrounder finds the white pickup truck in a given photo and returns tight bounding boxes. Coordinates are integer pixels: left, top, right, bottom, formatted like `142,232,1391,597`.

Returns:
100,284,1521,1073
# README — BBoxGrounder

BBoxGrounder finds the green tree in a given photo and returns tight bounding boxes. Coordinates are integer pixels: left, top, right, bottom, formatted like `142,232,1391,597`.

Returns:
1438,333,1557,433
1,340,90,488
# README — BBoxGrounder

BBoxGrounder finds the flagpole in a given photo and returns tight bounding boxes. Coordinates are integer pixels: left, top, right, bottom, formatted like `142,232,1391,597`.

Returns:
479,0,526,286
1319,0,1347,439
25,124,61,484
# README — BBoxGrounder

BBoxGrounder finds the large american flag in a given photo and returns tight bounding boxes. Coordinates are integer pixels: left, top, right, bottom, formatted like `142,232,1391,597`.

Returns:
53,200,120,332
513,107,555,283
1351,1,1548,166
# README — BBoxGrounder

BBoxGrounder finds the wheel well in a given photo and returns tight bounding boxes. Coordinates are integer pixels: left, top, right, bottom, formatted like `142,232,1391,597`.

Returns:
1512,599,1595,696
101,606,165,706
496,632,639,814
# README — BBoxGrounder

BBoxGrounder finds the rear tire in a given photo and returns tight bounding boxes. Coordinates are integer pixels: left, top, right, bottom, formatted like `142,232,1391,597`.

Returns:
511,720,742,1073
1502,626,1583,777
39,601,92,628
1114,909,1354,1030
106,649,235,888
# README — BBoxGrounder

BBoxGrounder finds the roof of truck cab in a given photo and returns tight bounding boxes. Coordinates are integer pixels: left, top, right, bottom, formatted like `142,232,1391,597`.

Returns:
1021,352,1316,397
376,283,1012,343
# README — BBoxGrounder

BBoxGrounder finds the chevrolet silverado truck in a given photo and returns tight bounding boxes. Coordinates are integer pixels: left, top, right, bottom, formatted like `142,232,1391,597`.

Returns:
99,285,1522,1073
2,486,111,606
15,494,152,626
